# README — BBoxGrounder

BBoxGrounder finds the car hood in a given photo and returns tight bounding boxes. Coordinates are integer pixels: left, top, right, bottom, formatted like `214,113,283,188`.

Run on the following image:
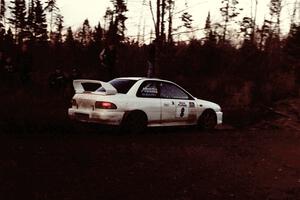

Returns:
194,98,221,111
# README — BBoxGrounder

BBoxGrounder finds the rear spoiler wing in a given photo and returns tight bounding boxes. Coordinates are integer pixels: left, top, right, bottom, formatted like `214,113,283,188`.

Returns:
73,79,117,95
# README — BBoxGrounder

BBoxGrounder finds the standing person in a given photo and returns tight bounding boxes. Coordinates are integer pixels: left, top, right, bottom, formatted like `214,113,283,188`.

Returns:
4,56,14,73
67,67,81,97
49,67,67,90
3,55,16,87
0,51,5,76
70,67,81,81
147,42,155,78
17,42,33,84
99,43,116,80
0,51,5,85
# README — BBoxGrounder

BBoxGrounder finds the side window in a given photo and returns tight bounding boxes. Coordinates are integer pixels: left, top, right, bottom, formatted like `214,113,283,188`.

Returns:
160,82,190,100
137,81,159,98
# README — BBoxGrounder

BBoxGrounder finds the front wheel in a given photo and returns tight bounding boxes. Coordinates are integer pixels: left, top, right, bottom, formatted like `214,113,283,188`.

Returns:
198,110,217,130
121,111,148,133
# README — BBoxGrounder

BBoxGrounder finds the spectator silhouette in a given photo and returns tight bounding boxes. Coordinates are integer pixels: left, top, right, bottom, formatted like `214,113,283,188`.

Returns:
99,43,116,80
1,51,16,86
17,42,33,84
69,67,81,81
147,42,155,78
49,67,67,90
0,51,5,84
4,56,14,73
0,51,4,72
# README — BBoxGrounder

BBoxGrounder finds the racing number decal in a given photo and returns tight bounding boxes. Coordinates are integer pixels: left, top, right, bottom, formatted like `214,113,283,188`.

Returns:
180,107,185,118
176,102,188,118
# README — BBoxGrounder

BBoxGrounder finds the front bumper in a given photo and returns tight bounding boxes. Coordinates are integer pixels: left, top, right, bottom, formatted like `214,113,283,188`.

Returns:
68,108,124,125
216,111,223,125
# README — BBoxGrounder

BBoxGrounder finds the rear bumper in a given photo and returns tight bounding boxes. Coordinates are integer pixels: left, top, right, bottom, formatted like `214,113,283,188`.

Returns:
216,111,223,124
68,108,124,125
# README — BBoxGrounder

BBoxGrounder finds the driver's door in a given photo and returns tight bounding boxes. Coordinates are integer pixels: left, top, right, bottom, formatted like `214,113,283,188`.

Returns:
159,82,197,125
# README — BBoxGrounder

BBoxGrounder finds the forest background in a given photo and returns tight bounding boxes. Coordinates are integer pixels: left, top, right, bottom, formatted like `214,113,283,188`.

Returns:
0,0,299,127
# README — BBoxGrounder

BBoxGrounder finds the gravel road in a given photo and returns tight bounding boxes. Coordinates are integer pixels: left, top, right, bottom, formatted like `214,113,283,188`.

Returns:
0,125,300,200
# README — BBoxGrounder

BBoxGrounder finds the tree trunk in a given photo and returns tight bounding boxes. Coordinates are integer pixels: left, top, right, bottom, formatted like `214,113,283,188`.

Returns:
252,0,258,42
167,0,173,44
161,0,166,42
156,0,160,39
155,0,161,77
222,1,229,42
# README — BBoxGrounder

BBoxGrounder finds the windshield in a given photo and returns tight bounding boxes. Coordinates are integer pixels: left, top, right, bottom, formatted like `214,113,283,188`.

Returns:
96,79,137,94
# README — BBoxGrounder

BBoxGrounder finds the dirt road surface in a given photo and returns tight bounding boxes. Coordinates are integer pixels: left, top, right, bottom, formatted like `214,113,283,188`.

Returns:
0,125,300,200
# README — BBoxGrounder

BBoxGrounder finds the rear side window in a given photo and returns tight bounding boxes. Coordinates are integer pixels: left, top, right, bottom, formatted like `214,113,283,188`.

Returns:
137,81,159,98
96,79,137,94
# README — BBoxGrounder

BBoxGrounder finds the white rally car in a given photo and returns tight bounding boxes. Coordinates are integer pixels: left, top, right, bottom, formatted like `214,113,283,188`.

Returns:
68,77,223,132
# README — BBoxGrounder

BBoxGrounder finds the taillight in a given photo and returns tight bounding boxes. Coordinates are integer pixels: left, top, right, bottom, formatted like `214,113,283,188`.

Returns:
95,101,117,109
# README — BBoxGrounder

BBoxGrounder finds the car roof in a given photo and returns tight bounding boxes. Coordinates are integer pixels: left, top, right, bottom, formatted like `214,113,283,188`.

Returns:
115,77,194,98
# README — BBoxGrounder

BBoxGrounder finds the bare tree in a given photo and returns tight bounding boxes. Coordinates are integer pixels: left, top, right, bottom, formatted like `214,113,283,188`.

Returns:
167,0,175,44
289,0,298,36
9,0,27,42
252,0,258,42
161,0,166,42
181,12,193,29
149,0,176,76
77,19,92,46
269,0,282,37
204,11,218,44
137,0,145,44
54,13,63,44
240,17,254,41
219,0,242,42
105,0,128,43
104,7,114,32
0,0,5,24
44,0,59,35
156,0,160,40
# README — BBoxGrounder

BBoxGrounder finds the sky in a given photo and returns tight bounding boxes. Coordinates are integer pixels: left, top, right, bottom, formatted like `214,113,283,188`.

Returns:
9,0,300,42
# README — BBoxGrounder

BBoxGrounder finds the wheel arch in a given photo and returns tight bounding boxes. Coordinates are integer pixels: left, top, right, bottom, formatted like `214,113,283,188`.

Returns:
199,108,217,117
122,109,149,124
198,108,217,124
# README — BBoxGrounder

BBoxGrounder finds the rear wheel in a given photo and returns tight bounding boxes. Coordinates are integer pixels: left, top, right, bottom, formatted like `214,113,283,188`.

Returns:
198,110,217,130
121,111,148,133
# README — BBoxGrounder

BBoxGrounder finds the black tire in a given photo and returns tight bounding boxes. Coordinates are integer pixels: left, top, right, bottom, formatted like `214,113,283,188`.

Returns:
198,110,217,130
121,111,148,133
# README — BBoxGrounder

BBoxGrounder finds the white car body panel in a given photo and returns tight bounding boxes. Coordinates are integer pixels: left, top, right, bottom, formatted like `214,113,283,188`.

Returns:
68,77,223,127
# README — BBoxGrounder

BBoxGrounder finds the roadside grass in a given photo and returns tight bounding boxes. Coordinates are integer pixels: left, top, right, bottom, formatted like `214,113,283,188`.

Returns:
0,82,72,134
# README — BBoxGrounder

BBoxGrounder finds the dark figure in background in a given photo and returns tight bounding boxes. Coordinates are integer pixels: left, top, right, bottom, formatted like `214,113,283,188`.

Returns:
67,67,81,97
4,56,17,87
99,44,116,80
69,67,81,81
0,51,5,74
17,43,33,84
4,56,14,73
0,51,5,84
49,67,69,98
1,51,16,86
49,68,67,91
147,43,155,78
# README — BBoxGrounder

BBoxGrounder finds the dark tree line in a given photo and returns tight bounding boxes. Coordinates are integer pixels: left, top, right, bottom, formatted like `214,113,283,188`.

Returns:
0,0,128,45
0,0,299,111
0,0,127,70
